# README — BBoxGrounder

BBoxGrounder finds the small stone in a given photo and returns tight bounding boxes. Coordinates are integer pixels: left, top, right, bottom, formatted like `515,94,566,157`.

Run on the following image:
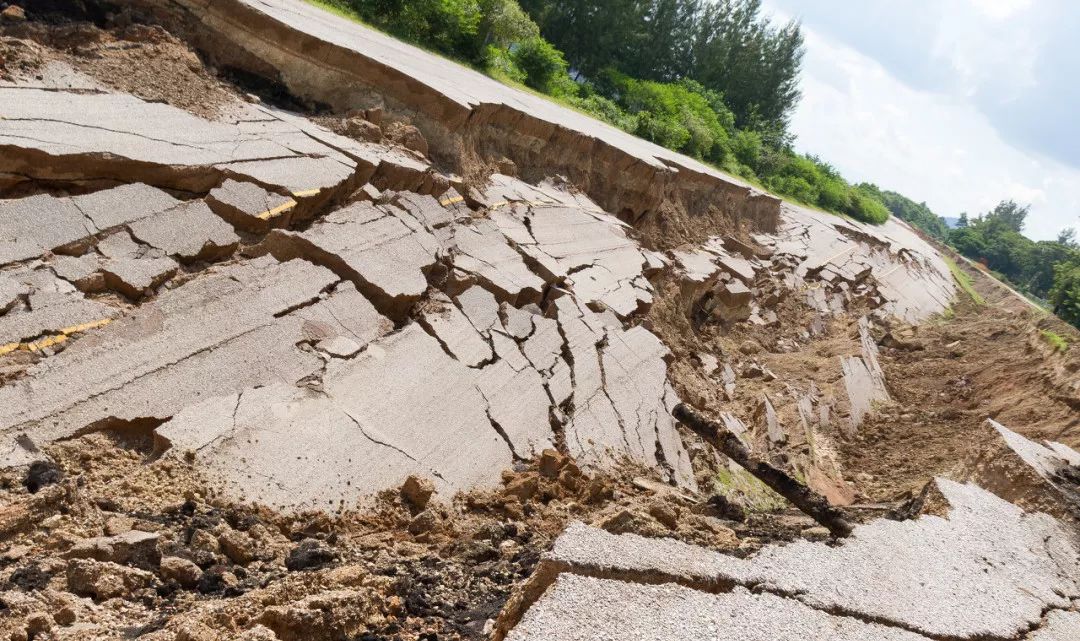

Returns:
190,529,220,554
538,449,568,478
1,5,26,22
504,474,539,502
384,122,428,156
23,460,63,494
407,510,438,535
738,340,762,355
160,556,202,588
64,530,161,571
237,625,279,641
285,539,338,572
103,515,134,536
802,526,832,540
53,606,76,626
25,614,50,637
345,117,382,143
66,559,156,600
196,565,238,594
218,528,256,565
401,475,435,512
647,501,679,530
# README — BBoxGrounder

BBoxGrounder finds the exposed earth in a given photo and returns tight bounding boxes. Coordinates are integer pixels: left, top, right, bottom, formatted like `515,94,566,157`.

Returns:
1,2,1079,641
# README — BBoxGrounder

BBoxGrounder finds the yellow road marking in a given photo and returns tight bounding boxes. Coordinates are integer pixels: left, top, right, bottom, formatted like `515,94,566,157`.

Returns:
292,188,323,198
0,318,113,358
256,199,298,221
439,195,465,206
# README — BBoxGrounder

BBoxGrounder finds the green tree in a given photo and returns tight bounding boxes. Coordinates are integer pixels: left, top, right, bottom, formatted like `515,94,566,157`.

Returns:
1049,257,1080,326
512,37,573,94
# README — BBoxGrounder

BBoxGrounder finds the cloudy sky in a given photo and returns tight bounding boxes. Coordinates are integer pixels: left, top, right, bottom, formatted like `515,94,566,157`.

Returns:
762,0,1080,241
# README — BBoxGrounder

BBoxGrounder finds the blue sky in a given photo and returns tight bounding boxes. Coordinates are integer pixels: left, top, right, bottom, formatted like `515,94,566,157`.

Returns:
762,0,1080,240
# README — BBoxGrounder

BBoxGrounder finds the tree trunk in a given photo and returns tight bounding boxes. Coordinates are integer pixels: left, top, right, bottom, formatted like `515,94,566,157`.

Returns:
673,403,854,538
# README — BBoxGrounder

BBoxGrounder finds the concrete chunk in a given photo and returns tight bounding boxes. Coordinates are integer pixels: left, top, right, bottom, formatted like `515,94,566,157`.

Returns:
156,324,514,511
266,202,439,319
72,184,180,231
129,200,240,262
101,257,179,299
207,178,297,233
507,575,929,641
527,480,1080,641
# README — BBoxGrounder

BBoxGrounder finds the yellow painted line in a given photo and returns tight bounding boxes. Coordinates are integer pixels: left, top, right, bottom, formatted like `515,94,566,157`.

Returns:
292,188,323,198
0,318,112,358
256,199,297,221
22,334,69,352
439,195,465,206
488,200,509,210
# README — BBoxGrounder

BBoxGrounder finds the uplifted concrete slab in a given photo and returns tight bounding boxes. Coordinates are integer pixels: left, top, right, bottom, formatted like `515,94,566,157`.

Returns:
206,178,297,233
0,257,380,448
490,201,655,318
266,201,440,319
128,200,240,263
156,323,514,510
515,479,1080,641
171,0,781,228
958,419,1080,522
507,575,931,641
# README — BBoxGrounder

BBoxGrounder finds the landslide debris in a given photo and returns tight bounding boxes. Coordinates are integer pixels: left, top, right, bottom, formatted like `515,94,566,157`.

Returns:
1,5,1080,641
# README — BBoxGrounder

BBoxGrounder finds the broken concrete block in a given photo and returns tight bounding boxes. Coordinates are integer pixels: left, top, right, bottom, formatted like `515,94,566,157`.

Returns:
0,290,117,352
708,281,752,322
265,202,439,319
206,178,297,233
51,254,105,293
129,200,240,262
152,325,517,512
420,293,494,367
0,258,382,448
509,479,1080,641
957,419,1080,522
0,194,94,266
100,257,179,299
446,219,546,305
506,575,928,641
72,183,180,232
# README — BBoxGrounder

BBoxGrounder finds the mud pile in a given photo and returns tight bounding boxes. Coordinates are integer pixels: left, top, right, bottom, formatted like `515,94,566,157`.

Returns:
1,3,1079,640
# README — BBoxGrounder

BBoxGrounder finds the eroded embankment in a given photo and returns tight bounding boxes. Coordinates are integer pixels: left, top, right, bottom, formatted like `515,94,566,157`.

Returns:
122,0,782,246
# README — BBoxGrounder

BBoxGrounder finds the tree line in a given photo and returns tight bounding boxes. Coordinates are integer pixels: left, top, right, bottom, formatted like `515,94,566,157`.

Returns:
314,0,1079,330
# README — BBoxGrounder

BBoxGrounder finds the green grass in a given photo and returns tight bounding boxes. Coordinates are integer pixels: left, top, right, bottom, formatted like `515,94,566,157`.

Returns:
1041,330,1070,353
301,0,893,227
944,256,986,306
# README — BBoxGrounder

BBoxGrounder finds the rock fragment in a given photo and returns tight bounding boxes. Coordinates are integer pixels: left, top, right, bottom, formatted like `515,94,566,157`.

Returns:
64,530,161,570
206,178,297,233
129,200,240,262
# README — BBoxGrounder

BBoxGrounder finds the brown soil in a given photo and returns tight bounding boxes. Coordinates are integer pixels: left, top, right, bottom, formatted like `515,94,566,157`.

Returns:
2,18,245,120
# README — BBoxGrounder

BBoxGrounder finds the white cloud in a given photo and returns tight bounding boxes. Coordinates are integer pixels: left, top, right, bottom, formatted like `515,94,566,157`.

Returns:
786,26,1080,240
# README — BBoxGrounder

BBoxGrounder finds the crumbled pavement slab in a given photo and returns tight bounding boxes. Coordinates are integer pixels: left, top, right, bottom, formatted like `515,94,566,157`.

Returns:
500,479,1080,641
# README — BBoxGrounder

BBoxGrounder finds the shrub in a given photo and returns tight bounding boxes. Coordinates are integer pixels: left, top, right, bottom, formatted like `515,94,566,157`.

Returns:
847,189,890,224
730,129,763,171
511,37,572,94
484,45,526,84
634,111,690,150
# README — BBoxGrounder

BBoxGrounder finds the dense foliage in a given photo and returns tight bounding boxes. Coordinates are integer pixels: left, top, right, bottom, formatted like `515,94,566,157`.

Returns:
313,0,1080,328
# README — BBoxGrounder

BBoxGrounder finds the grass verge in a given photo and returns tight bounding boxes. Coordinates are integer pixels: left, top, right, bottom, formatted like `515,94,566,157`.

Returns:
944,256,986,306
1040,330,1070,353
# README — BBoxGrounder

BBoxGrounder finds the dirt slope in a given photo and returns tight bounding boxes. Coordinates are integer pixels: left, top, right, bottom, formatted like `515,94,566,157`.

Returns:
0,4,1079,641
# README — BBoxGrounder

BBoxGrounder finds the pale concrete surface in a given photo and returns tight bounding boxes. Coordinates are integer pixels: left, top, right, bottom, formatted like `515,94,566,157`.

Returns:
507,575,931,641
525,480,1080,641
